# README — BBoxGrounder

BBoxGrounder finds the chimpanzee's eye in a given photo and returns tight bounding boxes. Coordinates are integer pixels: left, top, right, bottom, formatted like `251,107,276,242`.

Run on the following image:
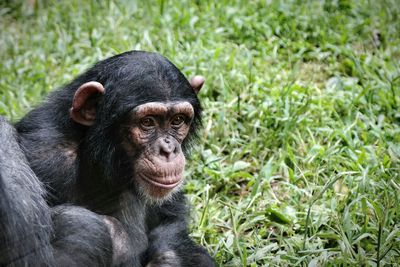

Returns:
171,115,185,127
140,117,156,129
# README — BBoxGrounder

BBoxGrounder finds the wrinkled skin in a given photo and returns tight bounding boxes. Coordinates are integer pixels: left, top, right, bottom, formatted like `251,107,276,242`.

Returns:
125,101,194,199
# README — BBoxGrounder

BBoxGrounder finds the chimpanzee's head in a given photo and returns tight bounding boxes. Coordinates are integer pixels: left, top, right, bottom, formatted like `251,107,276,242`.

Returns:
67,51,205,200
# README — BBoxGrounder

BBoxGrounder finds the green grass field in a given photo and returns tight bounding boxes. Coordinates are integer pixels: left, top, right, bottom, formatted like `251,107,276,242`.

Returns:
1,0,399,266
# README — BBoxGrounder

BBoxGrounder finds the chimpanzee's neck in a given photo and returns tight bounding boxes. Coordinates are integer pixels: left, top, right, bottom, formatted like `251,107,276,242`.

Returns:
75,156,129,208
115,191,149,261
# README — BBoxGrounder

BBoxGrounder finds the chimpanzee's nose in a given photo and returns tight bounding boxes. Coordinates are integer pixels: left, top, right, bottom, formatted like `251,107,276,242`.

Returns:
158,137,179,161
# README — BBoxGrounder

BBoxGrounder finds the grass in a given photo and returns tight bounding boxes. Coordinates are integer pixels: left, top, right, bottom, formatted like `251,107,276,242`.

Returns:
1,0,399,266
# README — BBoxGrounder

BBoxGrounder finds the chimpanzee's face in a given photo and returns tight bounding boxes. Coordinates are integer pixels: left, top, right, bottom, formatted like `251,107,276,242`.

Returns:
121,101,194,199
68,52,205,201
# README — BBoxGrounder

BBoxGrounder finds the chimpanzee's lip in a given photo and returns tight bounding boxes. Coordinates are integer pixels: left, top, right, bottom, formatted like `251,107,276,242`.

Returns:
139,174,182,189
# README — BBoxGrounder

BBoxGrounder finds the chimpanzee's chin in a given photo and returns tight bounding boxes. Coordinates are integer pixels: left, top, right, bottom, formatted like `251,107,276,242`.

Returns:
146,180,183,201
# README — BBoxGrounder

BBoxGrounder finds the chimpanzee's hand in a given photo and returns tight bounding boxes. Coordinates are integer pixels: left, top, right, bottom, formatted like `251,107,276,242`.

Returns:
146,250,180,267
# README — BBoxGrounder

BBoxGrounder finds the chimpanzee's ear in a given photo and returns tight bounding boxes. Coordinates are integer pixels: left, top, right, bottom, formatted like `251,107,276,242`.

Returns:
69,81,105,126
189,76,205,94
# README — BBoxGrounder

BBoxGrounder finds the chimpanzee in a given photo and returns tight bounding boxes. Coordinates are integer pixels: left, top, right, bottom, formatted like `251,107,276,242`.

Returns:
0,51,214,266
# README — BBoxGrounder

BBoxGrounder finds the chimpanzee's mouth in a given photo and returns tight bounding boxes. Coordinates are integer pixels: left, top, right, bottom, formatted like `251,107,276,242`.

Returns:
139,173,182,189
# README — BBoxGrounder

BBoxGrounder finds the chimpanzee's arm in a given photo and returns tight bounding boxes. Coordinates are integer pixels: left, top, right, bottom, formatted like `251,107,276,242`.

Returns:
0,116,56,266
145,222,214,267
51,205,114,266
143,193,215,267
0,117,114,267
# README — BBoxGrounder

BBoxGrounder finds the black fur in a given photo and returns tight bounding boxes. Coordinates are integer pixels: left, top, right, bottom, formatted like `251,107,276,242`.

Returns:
0,117,54,266
0,118,113,266
0,51,213,266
